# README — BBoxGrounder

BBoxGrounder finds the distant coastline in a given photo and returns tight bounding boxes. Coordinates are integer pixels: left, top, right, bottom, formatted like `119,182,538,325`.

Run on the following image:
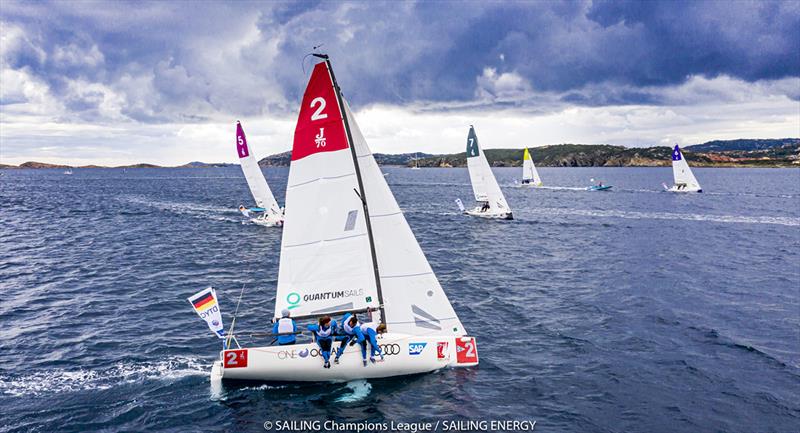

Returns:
2,138,798,169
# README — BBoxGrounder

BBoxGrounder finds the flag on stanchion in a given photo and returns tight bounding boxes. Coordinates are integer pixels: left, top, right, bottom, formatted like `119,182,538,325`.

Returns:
188,287,225,338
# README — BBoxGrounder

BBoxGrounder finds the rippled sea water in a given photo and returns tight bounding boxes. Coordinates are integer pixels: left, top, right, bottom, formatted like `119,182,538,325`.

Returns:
1,166,798,432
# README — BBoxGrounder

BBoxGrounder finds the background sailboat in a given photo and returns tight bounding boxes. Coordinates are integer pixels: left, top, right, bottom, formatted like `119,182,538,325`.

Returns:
212,55,477,383
411,152,421,169
520,147,543,187
235,121,284,226
664,144,703,192
463,126,513,219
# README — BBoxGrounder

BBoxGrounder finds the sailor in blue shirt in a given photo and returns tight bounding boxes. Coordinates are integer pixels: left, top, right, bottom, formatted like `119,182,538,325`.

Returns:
334,313,364,364
272,308,296,345
307,315,336,368
359,322,387,365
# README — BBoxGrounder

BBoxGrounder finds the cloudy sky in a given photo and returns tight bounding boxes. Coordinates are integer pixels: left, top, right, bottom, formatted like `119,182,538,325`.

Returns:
1,0,798,166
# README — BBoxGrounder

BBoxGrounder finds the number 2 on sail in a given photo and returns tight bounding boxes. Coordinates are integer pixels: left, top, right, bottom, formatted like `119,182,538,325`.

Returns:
310,97,328,121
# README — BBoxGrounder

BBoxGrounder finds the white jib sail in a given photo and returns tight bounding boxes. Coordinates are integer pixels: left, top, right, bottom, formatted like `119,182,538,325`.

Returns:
466,126,511,212
345,99,466,336
671,144,701,190
236,122,281,215
522,148,542,185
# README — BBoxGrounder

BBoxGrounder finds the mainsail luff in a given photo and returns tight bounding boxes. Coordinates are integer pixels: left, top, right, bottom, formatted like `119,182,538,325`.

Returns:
322,55,386,326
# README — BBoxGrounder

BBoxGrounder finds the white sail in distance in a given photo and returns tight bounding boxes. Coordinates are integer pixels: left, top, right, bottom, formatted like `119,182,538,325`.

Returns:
671,144,701,190
522,148,542,186
466,126,511,212
236,122,281,215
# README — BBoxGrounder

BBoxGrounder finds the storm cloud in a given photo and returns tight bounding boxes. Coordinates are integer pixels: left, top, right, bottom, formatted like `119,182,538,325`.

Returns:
0,0,798,164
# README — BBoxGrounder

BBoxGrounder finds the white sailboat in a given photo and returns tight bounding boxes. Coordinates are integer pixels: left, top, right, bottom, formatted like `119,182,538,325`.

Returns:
411,152,421,169
462,126,513,219
235,121,284,226
664,144,702,193
211,55,478,383
520,148,542,187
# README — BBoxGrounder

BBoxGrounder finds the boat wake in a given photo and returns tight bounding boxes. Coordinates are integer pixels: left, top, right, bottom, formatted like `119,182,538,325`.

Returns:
120,196,240,223
334,379,372,403
0,356,208,397
532,207,800,226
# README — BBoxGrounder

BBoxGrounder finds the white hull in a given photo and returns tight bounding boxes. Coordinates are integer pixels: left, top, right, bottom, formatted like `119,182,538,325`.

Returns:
464,207,513,220
665,185,702,193
517,182,542,188
250,212,284,227
212,333,478,383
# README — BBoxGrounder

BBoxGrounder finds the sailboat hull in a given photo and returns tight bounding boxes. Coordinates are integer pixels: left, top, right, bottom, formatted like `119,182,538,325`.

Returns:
464,207,513,220
517,182,542,188
212,333,478,383
665,185,702,193
251,212,285,227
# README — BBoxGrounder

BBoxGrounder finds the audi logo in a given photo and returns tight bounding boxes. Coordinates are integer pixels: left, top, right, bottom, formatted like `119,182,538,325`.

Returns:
379,344,401,355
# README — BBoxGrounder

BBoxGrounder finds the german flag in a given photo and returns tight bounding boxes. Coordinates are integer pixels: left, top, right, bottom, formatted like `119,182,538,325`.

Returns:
192,292,216,312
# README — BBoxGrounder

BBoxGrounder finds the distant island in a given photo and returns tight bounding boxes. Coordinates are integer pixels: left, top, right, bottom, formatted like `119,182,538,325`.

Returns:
2,138,797,169
257,138,799,168
0,161,237,169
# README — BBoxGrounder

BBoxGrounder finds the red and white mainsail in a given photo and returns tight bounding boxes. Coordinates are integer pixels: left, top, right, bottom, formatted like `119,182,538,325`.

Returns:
275,59,465,336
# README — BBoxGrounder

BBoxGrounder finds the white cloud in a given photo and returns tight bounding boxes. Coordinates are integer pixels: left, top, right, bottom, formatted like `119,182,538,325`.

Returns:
53,43,104,68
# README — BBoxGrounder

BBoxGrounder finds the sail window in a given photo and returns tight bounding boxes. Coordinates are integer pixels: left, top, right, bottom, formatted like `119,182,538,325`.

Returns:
344,209,359,231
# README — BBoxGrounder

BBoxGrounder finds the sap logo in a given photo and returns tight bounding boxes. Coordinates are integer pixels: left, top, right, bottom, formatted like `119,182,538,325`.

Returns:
408,342,427,355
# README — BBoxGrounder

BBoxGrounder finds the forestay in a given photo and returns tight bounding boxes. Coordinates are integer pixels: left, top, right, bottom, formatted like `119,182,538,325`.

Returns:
671,144,701,189
466,126,511,212
236,122,281,215
522,148,542,185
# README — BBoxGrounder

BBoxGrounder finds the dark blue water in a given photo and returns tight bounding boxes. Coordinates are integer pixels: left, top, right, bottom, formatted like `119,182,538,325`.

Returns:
1,167,798,432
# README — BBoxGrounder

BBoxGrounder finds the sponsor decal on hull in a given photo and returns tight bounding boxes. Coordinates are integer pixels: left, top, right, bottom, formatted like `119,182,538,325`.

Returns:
277,344,402,360
437,342,449,361
408,342,427,356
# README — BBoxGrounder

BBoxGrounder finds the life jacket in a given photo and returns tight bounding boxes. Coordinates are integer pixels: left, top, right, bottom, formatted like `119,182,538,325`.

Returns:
359,322,378,334
316,324,333,338
342,317,359,335
277,317,294,334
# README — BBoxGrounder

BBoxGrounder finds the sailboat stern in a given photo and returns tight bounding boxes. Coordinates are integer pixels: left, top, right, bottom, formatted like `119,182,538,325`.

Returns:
214,333,478,383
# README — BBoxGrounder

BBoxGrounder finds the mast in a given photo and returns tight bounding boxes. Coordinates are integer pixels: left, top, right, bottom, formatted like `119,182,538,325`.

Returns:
314,53,387,327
